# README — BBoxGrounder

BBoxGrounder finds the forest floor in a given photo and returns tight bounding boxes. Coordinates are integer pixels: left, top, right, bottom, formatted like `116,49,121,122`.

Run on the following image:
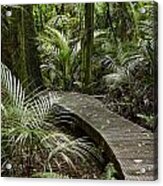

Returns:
50,123,105,179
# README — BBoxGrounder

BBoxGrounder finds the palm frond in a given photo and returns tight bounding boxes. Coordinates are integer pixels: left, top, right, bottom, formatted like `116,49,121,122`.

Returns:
1,62,103,177
1,63,25,110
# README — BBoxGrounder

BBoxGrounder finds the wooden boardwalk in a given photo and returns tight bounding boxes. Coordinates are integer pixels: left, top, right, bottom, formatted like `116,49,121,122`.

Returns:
55,92,157,180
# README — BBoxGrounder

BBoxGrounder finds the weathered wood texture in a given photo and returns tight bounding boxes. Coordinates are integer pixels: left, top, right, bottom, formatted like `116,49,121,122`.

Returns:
55,92,157,180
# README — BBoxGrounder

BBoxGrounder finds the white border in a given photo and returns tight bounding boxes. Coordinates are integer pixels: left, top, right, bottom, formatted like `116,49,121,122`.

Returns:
0,0,162,186
0,0,159,5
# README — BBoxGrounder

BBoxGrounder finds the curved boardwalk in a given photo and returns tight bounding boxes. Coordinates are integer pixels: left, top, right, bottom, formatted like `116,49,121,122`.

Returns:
55,92,157,180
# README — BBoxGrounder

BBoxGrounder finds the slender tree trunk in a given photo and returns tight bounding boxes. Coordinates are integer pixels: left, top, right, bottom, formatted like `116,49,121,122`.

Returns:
82,3,94,92
106,3,117,44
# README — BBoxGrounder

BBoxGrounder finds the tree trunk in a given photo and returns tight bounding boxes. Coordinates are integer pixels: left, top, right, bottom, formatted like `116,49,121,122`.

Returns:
2,5,44,92
82,3,94,92
1,6,28,87
105,3,117,44
23,5,44,91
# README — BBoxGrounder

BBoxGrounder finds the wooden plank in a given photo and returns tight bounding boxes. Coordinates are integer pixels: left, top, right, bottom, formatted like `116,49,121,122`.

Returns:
55,92,157,180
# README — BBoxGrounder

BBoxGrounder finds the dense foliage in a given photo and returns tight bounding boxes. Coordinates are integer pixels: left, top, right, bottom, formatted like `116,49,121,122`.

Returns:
1,1,157,178
1,62,105,178
34,2,157,130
